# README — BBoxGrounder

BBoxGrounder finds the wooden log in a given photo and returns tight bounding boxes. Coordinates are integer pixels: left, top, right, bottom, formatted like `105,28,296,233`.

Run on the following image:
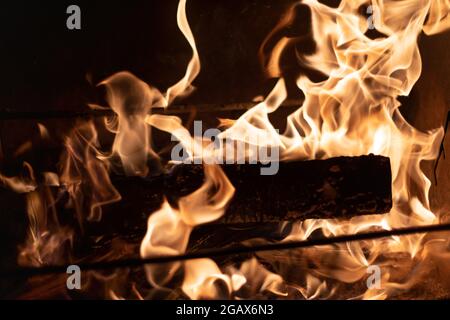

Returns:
164,154,392,224
0,154,392,281
26,154,392,242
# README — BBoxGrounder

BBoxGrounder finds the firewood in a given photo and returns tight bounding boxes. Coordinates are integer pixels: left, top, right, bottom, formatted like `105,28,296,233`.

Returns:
165,154,392,224
33,154,392,241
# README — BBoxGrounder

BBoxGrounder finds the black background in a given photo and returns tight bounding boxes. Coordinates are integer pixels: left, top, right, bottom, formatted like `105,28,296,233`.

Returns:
0,0,299,113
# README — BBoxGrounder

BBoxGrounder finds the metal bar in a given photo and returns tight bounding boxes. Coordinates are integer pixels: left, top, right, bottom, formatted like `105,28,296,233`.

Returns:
2,222,450,278
0,100,301,120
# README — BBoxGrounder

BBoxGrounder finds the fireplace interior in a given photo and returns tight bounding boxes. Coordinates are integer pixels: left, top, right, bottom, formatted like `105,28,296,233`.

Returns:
0,0,449,300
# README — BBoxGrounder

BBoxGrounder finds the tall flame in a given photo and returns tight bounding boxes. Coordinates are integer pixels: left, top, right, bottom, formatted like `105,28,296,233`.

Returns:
165,0,201,104
97,0,200,177
140,164,235,299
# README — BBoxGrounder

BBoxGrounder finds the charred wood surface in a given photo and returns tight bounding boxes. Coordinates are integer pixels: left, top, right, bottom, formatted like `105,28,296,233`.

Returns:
165,154,392,224
95,154,392,236
0,154,392,266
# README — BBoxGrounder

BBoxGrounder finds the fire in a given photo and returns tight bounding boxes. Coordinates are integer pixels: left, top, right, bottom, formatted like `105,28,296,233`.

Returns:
140,164,235,297
60,121,121,223
99,72,163,177
7,0,450,299
165,0,201,104
141,0,450,299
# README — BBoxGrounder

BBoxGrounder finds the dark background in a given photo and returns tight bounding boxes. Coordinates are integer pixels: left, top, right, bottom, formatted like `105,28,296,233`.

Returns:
0,0,299,112
0,0,448,114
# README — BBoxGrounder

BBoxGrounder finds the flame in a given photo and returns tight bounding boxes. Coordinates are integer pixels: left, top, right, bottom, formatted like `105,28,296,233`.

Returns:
0,169,36,194
140,164,235,298
60,121,121,223
12,0,450,299
235,0,449,299
18,164,73,267
165,0,201,104
141,0,449,299
14,0,202,291
96,0,200,177
99,72,164,177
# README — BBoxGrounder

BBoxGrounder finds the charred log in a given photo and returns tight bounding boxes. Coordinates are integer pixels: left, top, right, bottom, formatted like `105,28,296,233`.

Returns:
27,154,392,242
165,154,392,224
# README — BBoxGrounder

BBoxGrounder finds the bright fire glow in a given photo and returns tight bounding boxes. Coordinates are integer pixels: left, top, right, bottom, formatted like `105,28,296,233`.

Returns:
9,0,450,299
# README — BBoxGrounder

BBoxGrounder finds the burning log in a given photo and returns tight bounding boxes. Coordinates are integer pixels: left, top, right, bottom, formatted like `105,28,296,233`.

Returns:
10,154,391,244
164,154,392,223
93,154,392,234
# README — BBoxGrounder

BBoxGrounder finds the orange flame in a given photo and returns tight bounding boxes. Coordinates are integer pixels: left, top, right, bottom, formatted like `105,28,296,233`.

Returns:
140,164,235,298
140,0,450,299
11,0,450,299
